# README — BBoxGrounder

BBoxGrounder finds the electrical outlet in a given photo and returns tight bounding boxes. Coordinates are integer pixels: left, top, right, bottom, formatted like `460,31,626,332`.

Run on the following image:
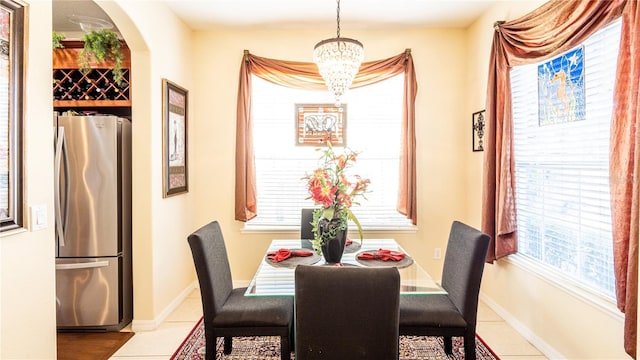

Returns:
433,247,442,259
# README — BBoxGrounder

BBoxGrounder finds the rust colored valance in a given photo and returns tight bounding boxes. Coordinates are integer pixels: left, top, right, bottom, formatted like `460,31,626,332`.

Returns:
235,50,417,224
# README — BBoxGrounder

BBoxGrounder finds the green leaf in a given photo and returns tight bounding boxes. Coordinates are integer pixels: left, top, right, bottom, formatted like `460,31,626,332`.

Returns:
346,208,364,242
52,32,66,49
79,30,125,86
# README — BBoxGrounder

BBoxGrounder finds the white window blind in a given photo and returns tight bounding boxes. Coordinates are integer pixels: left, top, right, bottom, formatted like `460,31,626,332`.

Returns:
248,74,413,229
511,19,621,299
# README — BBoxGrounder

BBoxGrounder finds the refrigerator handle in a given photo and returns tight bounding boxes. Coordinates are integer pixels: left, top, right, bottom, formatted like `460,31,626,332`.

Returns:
54,127,69,247
55,261,110,270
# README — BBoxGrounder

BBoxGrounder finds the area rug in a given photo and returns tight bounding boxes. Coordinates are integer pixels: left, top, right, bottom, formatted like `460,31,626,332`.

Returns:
57,331,135,360
171,318,499,360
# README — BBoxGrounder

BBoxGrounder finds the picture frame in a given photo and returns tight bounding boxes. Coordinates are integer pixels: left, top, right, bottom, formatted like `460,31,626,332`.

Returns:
0,0,25,232
472,110,485,152
537,46,585,126
295,103,346,146
162,79,188,197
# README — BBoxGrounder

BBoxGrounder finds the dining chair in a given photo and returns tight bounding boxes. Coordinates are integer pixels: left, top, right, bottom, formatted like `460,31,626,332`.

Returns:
294,265,401,360
187,220,293,360
300,208,315,240
399,220,491,360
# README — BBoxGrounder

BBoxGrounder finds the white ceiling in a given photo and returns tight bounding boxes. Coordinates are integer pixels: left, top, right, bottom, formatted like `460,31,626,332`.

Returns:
160,0,498,29
53,0,499,33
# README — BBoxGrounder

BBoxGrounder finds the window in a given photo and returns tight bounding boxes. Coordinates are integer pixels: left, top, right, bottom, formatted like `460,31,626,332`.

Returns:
511,20,621,300
0,0,25,232
248,74,413,229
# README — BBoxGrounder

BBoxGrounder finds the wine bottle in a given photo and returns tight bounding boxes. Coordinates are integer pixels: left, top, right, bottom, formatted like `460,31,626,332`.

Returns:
93,86,106,100
52,79,62,100
110,87,121,100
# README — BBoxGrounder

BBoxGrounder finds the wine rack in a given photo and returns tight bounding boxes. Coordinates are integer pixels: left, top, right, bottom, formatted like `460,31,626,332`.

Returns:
53,68,130,105
53,40,131,108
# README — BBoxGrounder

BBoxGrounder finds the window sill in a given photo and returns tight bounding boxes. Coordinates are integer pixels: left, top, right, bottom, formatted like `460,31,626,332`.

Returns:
0,227,28,237
506,254,622,320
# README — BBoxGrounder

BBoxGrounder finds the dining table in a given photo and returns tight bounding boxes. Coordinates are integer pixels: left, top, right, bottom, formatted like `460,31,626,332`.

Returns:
245,238,446,297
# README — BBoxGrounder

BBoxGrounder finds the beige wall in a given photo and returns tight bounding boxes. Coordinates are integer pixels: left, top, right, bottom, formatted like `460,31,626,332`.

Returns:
190,26,471,282
1,0,633,358
1,0,199,357
96,0,199,327
466,1,629,359
0,1,57,358
170,5,634,359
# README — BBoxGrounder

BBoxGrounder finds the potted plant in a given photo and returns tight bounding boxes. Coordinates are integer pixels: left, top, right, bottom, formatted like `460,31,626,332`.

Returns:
303,142,370,262
78,29,124,86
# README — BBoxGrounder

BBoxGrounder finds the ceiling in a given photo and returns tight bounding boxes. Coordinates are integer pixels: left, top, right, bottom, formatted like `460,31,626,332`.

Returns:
52,0,499,33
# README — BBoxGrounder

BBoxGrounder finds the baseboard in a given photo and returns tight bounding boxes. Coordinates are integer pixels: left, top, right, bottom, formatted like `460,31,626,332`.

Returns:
130,280,198,332
479,293,566,360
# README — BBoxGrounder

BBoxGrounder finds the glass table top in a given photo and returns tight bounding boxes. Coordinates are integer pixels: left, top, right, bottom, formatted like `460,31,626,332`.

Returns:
245,238,446,297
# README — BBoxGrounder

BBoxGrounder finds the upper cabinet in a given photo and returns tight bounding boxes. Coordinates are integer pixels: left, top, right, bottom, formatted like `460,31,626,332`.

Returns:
53,40,131,108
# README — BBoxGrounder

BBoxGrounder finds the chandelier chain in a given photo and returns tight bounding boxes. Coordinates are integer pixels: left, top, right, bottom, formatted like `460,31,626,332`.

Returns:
336,0,341,38
314,0,364,104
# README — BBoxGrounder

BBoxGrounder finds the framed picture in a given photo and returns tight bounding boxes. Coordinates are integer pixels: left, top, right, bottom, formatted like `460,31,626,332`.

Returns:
472,110,485,152
537,46,585,126
0,0,24,231
162,79,188,197
295,103,346,146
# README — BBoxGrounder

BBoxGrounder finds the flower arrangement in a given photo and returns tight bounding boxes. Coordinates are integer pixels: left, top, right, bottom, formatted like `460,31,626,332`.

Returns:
304,142,370,254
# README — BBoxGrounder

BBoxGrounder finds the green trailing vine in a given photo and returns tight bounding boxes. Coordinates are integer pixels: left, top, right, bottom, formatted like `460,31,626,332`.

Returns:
310,208,349,254
79,29,124,86
52,32,66,49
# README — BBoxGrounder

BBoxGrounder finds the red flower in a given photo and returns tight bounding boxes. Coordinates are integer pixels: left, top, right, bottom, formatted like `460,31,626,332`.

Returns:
337,155,347,170
303,142,371,249
303,143,370,219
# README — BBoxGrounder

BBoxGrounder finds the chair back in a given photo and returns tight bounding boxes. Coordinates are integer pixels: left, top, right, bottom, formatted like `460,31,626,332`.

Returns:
300,208,314,240
187,220,234,320
295,265,400,360
441,221,491,325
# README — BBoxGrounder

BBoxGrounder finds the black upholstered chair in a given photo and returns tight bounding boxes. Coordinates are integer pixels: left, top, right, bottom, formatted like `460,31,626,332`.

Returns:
187,220,293,360
295,265,400,360
399,220,491,360
300,208,314,240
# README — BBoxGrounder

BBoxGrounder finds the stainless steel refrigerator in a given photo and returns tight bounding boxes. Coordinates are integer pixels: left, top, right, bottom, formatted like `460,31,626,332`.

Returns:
54,114,132,331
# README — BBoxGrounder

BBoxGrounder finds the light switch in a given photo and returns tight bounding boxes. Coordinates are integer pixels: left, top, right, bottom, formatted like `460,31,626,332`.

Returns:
30,204,47,231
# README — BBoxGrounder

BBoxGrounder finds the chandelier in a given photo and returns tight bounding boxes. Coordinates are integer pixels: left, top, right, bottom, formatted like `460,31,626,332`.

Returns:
313,0,364,105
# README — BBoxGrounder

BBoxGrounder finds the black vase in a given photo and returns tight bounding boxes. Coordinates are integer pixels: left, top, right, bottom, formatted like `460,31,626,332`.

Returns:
317,218,348,263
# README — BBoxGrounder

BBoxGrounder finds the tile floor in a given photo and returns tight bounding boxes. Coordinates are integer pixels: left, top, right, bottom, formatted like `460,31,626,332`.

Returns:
110,289,548,360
